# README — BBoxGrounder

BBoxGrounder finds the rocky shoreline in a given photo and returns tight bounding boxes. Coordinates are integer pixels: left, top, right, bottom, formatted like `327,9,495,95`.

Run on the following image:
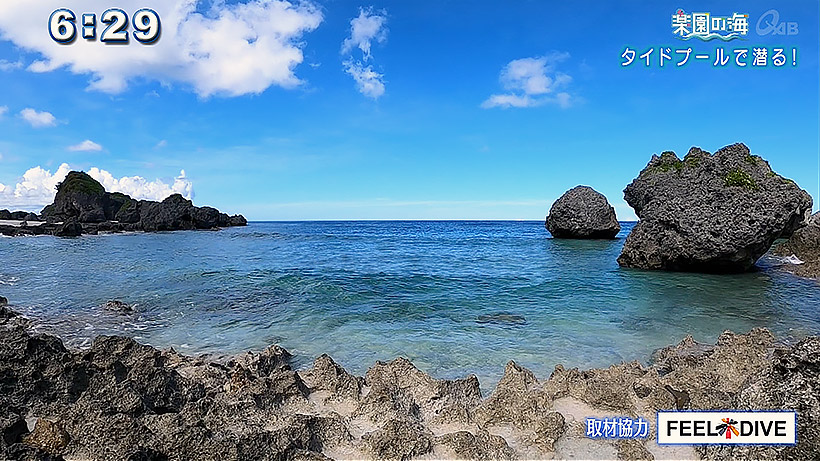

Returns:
1,303,817,460
0,171,246,237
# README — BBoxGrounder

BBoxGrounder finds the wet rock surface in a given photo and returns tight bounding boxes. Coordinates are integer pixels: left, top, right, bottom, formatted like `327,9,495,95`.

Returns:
0,304,817,460
1,171,246,237
103,300,135,314
546,186,620,239
618,143,812,272
773,211,820,279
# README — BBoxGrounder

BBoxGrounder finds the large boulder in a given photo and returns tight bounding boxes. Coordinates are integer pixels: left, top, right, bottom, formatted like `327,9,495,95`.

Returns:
43,171,108,223
618,143,812,272
546,186,620,239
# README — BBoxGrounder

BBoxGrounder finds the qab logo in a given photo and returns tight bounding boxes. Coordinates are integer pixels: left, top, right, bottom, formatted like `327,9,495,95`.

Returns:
716,418,739,439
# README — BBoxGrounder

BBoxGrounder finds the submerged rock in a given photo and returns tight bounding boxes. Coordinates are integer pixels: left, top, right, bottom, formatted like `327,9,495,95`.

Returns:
476,312,526,325
546,186,620,239
618,143,812,272
103,300,133,313
1,305,817,459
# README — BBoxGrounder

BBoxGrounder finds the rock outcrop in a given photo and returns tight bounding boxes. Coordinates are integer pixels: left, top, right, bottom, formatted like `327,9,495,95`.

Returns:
54,217,83,238
0,210,41,221
546,186,620,239
1,303,817,460
43,171,109,223
772,212,820,279
1,171,246,237
618,143,812,272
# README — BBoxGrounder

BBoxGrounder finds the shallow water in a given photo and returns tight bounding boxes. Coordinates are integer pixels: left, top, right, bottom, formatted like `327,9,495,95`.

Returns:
1,221,818,389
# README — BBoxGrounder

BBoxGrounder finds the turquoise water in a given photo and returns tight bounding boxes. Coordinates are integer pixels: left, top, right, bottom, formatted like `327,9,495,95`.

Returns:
1,221,819,388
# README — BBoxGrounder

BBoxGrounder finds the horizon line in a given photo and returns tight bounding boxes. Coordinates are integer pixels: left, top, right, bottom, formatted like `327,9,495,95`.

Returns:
243,219,641,223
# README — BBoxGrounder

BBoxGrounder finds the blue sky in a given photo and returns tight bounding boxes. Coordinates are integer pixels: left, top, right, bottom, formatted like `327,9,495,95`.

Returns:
0,0,818,220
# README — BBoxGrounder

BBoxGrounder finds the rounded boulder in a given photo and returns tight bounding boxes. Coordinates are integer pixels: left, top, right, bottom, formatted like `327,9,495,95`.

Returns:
546,186,620,239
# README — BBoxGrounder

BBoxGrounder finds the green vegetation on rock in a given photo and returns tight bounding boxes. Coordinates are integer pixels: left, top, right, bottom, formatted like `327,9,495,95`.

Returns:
109,192,135,214
724,168,759,191
745,154,762,165
57,171,105,196
644,152,702,176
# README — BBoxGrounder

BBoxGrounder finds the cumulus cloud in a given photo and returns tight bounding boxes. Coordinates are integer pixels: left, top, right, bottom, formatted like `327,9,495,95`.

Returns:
343,60,385,99
68,140,103,152
341,7,388,59
87,167,193,202
0,1,323,97
341,7,387,99
0,163,71,208
20,108,56,127
482,53,574,109
0,163,193,208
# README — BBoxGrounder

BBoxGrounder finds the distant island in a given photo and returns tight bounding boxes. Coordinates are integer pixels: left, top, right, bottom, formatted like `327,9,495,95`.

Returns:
0,171,246,237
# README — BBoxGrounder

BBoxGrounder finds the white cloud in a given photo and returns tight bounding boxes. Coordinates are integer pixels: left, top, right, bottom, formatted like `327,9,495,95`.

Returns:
344,60,385,99
0,1,323,97
481,94,537,109
341,7,387,60
19,108,56,127
341,7,387,99
155,140,168,149
0,59,22,71
87,167,193,202
0,163,193,208
0,106,7,117
0,163,71,207
68,140,103,152
482,54,574,109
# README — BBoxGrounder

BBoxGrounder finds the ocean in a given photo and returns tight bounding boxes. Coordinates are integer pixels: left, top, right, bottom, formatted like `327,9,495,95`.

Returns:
2,221,819,388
